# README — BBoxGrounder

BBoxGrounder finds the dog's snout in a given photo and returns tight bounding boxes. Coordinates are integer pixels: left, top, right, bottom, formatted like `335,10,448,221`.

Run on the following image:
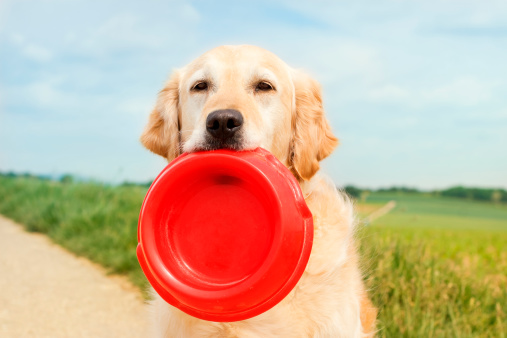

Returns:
206,109,244,140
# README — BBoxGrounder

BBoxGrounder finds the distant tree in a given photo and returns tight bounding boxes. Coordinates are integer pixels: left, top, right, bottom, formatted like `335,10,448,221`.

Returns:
441,186,507,203
142,180,153,188
344,185,362,199
471,188,493,201
441,186,470,199
60,174,74,184
121,180,153,188
377,186,420,193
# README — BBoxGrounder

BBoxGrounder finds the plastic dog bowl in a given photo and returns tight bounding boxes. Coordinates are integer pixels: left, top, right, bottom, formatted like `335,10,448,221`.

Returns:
137,148,313,322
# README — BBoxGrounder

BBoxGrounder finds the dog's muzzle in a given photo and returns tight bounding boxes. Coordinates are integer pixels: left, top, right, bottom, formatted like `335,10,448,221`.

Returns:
204,109,244,150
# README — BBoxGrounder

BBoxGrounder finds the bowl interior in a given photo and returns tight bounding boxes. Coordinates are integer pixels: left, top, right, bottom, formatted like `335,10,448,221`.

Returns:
147,155,281,290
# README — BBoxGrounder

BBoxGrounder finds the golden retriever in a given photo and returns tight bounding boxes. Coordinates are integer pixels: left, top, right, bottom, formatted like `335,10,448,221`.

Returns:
141,45,376,337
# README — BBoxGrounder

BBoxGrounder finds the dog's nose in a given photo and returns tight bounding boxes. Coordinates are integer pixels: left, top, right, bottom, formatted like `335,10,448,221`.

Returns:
206,109,244,140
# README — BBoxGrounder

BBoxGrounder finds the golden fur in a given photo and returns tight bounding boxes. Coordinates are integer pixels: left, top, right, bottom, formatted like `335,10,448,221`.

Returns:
141,45,376,337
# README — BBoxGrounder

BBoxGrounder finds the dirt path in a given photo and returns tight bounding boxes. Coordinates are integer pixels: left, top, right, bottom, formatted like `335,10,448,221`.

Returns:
0,215,149,337
366,200,397,224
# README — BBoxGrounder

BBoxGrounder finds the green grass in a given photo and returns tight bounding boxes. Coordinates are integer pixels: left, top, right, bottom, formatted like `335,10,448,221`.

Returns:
366,192,507,222
359,192,507,337
0,176,149,291
0,176,506,336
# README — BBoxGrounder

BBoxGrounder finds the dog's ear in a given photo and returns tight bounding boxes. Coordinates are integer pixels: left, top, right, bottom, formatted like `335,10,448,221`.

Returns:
290,70,338,181
140,71,181,161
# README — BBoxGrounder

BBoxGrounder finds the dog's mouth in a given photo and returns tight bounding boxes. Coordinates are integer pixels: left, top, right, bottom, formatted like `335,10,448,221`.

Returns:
194,134,245,152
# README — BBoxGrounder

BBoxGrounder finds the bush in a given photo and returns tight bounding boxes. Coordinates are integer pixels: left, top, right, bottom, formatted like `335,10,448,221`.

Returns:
377,186,420,193
344,185,362,198
441,186,507,203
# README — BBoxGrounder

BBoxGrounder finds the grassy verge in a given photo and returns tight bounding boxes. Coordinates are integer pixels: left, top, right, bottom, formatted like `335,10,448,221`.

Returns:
359,193,507,337
0,176,148,291
0,176,506,336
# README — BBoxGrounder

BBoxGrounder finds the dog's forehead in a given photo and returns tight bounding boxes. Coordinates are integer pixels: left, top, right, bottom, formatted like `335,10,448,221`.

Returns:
182,45,290,82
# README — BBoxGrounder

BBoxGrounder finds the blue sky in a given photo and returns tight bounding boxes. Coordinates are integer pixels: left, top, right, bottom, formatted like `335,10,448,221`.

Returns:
1,0,506,189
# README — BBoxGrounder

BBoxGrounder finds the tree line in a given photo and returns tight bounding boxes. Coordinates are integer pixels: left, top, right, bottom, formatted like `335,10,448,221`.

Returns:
343,185,507,203
2,172,505,203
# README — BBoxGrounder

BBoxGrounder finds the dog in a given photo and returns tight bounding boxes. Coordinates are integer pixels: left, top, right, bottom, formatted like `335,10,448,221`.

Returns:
140,45,376,337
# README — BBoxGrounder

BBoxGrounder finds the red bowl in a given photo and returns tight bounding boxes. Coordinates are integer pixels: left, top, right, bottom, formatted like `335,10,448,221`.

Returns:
137,148,313,322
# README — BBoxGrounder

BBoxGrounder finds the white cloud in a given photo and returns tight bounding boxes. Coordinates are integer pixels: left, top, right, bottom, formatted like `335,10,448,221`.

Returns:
76,4,202,57
422,77,494,106
26,78,66,107
64,31,77,43
293,40,383,85
463,108,507,122
23,43,52,62
6,75,80,110
181,4,201,22
367,77,497,107
117,97,154,117
368,84,410,102
10,32,25,44
80,13,163,53
10,33,53,62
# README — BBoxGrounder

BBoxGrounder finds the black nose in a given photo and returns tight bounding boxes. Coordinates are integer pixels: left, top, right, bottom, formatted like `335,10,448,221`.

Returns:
206,109,244,140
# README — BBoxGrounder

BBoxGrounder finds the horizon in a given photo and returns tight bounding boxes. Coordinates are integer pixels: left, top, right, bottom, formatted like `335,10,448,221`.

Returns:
1,0,506,190
3,170,507,193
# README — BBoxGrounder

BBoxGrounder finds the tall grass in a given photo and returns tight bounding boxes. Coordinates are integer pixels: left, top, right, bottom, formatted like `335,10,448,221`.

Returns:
0,176,505,336
360,227,506,337
359,193,507,337
0,176,148,289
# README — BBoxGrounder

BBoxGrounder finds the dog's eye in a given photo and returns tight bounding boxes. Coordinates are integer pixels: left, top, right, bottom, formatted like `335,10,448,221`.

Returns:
256,81,274,92
192,82,208,91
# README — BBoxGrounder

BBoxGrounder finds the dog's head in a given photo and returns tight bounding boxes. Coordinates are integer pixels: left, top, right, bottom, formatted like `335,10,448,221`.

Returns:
141,45,337,181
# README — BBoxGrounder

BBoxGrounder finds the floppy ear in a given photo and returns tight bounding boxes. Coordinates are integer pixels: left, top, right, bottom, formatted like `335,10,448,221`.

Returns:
140,71,181,161
290,70,338,181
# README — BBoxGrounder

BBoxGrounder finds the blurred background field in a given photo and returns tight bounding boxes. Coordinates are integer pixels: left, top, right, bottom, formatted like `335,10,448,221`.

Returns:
356,191,507,337
1,173,505,337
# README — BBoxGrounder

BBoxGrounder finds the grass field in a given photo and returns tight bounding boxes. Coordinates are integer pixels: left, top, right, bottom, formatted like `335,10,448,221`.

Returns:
0,175,506,337
358,192,507,337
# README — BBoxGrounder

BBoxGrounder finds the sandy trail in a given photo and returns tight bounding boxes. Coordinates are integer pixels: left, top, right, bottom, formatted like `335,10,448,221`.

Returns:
366,200,397,224
0,215,149,337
